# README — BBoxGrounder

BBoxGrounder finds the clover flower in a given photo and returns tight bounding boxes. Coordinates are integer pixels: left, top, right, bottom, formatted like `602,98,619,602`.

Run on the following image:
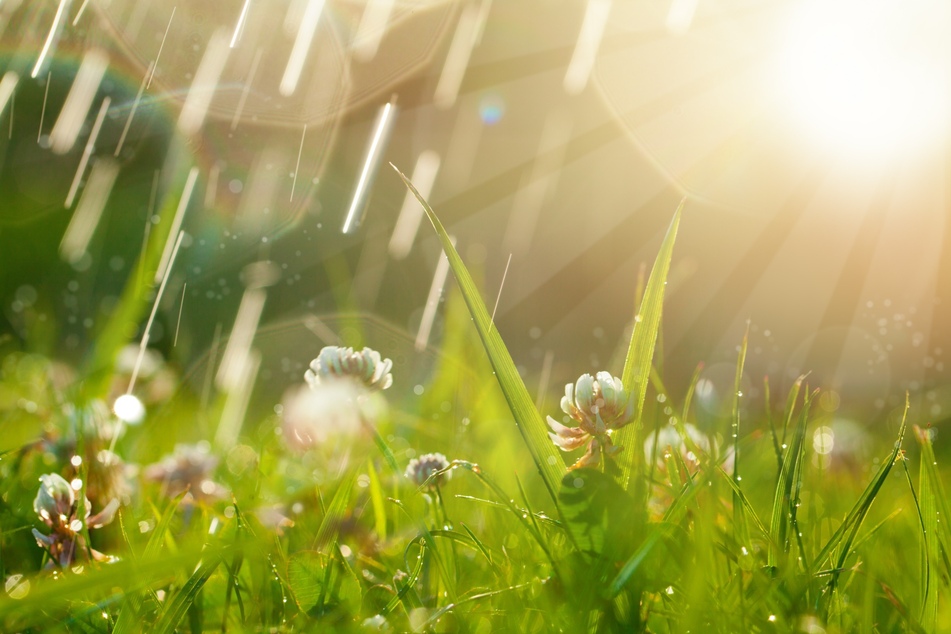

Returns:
143,443,227,503
546,372,631,470
281,380,366,451
405,453,451,489
32,473,118,568
305,346,393,391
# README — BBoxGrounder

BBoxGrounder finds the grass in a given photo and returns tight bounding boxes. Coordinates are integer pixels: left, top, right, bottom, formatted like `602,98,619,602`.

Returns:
0,179,949,633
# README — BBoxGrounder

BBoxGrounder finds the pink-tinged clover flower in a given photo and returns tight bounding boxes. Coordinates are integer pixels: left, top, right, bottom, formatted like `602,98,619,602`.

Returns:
405,453,451,489
32,473,118,568
305,346,393,392
547,372,631,470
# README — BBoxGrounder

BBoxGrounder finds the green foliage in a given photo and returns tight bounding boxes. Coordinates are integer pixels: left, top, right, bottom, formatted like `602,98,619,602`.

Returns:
3,179,951,634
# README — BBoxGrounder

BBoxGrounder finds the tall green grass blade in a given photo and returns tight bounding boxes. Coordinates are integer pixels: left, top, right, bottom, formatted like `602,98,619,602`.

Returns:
154,547,225,634
314,469,356,551
897,454,929,630
367,459,388,541
615,200,684,490
767,380,812,569
393,166,563,503
814,396,909,590
114,494,187,634
731,326,750,554
914,426,941,630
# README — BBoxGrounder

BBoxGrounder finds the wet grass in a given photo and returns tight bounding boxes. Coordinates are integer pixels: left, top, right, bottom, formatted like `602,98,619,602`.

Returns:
0,191,949,634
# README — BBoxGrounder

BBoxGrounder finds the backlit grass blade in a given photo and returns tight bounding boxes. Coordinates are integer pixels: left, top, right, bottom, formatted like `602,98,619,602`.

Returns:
393,165,563,503
731,326,750,554
615,200,684,490
914,426,942,630
315,469,357,551
114,494,187,633
0,545,209,625
154,547,226,634
767,379,811,569
814,395,909,589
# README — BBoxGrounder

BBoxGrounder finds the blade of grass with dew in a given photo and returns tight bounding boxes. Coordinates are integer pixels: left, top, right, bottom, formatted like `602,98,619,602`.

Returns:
114,494,187,634
914,426,941,630
393,166,563,503
614,200,684,491
154,547,226,634
0,544,213,625
897,453,928,628
731,326,750,556
815,395,908,592
780,374,807,449
763,376,782,470
767,381,812,570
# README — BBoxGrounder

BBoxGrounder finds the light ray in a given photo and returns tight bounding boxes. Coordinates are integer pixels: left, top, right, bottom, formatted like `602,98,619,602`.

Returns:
563,0,611,95
230,47,263,130
343,98,397,234
415,237,455,351
178,28,231,135
147,7,176,89
155,167,199,284
388,150,441,259
49,49,108,154
114,62,152,157
290,124,306,202
279,0,325,96
230,0,252,48
59,157,120,264
31,0,70,79
65,96,111,208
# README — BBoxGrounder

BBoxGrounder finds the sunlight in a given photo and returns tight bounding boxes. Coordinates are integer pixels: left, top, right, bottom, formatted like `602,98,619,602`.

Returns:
777,0,948,158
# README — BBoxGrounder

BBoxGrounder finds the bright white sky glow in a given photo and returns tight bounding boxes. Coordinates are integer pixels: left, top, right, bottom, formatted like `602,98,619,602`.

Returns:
777,0,948,158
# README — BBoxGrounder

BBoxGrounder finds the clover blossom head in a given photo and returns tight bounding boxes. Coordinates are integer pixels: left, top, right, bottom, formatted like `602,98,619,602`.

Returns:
33,473,118,568
405,453,451,489
305,346,393,392
547,372,629,470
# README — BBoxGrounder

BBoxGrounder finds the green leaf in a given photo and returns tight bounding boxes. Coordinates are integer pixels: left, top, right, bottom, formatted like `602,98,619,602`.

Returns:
286,551,326,613
315,469,357,552
615,200,684,490
393,165,563,503
558,469,637,560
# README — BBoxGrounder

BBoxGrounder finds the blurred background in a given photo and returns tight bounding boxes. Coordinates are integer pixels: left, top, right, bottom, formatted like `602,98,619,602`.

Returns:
1,0,950,430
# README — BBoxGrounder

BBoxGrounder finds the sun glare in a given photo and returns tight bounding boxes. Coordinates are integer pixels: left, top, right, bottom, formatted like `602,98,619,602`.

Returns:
777,0,948,158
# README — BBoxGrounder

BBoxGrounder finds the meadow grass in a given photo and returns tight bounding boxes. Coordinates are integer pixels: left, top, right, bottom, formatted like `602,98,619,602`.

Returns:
0,182,948,633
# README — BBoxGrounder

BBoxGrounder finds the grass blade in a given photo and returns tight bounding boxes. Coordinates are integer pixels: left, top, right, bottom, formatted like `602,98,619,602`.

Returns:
914,426,942,630
767,378,811,570
154,547,225,634
615,200,684,490
393,165,563,503
814,395,909,590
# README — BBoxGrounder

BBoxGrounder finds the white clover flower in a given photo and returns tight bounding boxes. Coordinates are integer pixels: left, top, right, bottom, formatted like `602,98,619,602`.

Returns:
546,372,630,469
404,453,451,489
281,381,365,451
304,346,393,391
